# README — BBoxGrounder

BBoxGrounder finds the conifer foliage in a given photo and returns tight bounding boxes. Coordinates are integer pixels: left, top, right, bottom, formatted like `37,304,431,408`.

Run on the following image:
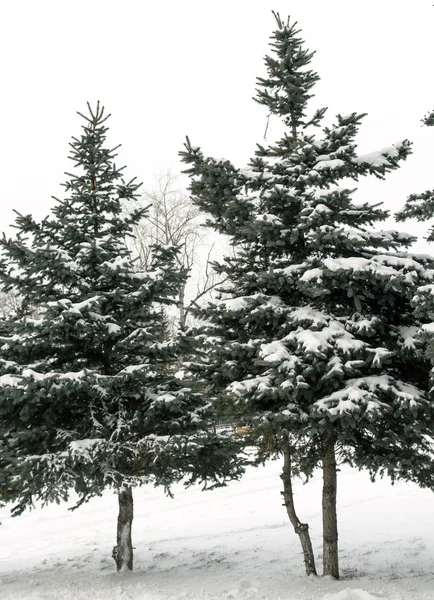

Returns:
396,110,434,240
181,15,434,579
396,110,434,421
0,103,243,571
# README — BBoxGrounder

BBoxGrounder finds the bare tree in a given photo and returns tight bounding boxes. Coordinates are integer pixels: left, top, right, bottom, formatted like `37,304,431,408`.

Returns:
0,290,21,319
125,171,223,331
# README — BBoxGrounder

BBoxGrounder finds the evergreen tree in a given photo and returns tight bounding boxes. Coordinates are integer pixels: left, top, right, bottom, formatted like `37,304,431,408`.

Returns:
0,103,243,571
181,15,434,579
396,110,434,431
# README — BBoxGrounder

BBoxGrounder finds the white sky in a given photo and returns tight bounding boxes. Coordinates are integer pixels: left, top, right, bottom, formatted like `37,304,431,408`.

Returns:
1,0,434,250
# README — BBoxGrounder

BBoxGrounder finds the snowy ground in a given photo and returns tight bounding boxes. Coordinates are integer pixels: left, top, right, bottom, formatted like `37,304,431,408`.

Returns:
1,461,434,600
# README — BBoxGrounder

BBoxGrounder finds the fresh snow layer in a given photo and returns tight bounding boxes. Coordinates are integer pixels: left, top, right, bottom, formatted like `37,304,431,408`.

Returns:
1,462,434,599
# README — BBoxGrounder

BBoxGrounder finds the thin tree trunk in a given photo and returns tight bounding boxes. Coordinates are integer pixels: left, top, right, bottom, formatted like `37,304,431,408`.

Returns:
280,441,317,576
112,486,134,572
322,438,339,579
179,284,186,331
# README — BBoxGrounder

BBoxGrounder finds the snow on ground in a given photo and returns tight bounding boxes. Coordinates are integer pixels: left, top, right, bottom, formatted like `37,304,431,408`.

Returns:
1,461,434,599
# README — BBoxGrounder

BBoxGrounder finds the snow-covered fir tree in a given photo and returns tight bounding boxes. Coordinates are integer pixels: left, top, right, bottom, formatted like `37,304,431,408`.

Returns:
396,109,434,427
0,103,243,571
180,14,434,579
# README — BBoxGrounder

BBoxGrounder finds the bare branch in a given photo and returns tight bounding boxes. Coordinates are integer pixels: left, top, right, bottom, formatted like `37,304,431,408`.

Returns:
123,170,227,330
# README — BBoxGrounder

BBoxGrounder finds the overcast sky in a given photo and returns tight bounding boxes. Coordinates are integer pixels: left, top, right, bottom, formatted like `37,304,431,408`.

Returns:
1,0,434,250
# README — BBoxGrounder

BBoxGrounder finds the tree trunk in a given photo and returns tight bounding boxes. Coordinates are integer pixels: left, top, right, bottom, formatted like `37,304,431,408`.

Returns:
112,486,134,572
179,284,186,331
322,438,339,579
280,441,317,576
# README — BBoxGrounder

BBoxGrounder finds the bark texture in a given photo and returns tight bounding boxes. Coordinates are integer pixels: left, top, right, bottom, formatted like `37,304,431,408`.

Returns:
112,486,134,572
280,441,317,576
322,438,339,579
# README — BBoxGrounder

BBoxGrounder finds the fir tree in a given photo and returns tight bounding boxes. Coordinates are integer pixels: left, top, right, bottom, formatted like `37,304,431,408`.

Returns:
396,110,434,432
0,103,243,571
181,15,434,579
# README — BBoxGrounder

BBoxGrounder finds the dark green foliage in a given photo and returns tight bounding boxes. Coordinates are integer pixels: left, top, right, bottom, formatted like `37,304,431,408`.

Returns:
254,12,327,135
395,111,434,405
180,14,434,489
0,103,243,515
396,110,434,240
